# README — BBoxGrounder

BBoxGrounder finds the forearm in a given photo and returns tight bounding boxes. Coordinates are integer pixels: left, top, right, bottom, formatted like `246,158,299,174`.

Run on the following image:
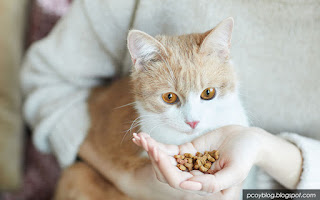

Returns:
255,128,303,189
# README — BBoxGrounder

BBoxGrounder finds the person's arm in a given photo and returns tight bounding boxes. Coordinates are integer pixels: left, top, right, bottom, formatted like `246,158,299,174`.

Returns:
276,132,320,189
255,130,303,189
21,0,136,168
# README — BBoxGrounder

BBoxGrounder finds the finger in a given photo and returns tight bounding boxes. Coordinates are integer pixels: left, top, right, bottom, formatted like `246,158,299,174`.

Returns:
139,133,149,152
179,181,202,191
132,138,140,146
187,165,244,193
148,146,166,183
132,133,142,146
189,170,204,176
156,149,193,189
138,132,179,155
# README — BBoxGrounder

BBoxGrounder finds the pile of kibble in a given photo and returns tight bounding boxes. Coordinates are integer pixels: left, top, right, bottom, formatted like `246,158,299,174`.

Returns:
174,150,219,174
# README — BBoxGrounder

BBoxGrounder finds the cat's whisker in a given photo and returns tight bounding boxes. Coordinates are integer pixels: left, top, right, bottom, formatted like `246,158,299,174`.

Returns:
114,102,136,109
121,117,143,145
121,114,156,145
148,122,168,138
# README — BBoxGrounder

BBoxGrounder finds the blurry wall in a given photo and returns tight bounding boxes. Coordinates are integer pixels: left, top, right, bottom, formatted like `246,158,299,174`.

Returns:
0,0,28,190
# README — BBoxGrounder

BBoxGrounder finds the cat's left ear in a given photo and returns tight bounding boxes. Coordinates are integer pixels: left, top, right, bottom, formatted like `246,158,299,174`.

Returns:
127,30,167,71
200,17,234,61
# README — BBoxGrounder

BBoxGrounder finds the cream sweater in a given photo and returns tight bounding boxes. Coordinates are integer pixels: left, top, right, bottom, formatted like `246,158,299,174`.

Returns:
21,0,320,189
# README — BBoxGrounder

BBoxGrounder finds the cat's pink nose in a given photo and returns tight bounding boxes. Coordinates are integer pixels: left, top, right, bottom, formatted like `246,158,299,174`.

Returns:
186,121,200,129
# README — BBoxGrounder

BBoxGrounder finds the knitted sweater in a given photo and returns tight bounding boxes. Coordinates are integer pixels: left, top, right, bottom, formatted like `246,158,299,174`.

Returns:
21,0,320,189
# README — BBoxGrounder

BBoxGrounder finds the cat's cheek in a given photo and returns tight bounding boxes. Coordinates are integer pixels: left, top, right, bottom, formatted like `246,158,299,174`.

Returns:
161,106,184,130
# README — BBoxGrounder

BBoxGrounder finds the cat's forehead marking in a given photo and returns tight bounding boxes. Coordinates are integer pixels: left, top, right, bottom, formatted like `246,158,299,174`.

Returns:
156,34,235,101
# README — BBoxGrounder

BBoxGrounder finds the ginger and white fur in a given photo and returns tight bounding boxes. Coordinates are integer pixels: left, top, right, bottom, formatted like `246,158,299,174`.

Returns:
129,18,248,145
54,18,249,200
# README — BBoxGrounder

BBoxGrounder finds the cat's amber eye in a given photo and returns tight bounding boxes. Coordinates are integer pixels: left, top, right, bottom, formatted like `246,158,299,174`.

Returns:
162,92,179,104
201,88,216,100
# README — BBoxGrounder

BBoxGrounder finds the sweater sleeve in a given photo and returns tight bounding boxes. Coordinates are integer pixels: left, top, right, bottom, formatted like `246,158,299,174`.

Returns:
279,133,320,189
21,0,136,168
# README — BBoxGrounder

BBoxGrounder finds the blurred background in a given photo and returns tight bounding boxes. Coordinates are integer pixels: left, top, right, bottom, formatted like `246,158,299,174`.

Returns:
0,0,72,199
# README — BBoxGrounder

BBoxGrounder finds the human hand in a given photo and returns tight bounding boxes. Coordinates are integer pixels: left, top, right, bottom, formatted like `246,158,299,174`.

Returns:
133,125,263,195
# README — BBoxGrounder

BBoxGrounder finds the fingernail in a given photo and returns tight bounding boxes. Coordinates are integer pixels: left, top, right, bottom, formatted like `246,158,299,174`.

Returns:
134,134,140,141
180,181,202,191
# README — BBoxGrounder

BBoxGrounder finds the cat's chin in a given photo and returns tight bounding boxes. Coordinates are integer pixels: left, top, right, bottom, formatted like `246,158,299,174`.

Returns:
184,129,198,135
181,128,209,138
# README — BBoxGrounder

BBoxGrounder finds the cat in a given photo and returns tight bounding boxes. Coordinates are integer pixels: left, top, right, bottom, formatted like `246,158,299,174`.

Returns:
54,17,248,200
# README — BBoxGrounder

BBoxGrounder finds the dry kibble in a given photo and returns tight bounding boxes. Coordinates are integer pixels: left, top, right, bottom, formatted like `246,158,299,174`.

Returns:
204,161,212,169
177,164,187,171
176,158,183,164
199,157,207,165
199,165,208,172
194,164,200,170
180,160,187,165
174,150,219,173
184,153,193,158
196,152,203,157
213,151,219,160
184,163,193,171
195,159,202,166
209,150,216,157
202,155,207,160
207,154,215,162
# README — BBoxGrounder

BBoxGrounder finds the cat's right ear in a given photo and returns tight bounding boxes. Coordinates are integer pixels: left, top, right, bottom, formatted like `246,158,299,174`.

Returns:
127,30,166,71
200,17,234,61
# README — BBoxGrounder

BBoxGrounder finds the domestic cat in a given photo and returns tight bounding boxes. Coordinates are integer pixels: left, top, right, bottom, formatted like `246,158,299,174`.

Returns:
54,17,248,200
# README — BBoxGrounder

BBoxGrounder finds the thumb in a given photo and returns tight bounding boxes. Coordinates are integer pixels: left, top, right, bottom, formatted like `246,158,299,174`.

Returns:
184,165,245,193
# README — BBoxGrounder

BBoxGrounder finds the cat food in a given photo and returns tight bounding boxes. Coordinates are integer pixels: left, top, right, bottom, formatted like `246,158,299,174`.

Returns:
174,150,219,174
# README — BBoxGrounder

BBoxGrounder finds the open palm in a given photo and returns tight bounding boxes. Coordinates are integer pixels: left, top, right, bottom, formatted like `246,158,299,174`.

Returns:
133,125,262,198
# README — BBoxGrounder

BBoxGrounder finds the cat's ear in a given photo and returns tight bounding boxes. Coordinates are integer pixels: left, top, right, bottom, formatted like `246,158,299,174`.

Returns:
200,17,234,61
127,30,166,71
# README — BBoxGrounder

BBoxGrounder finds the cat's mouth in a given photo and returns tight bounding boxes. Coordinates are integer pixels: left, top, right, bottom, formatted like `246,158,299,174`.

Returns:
184,129,198,135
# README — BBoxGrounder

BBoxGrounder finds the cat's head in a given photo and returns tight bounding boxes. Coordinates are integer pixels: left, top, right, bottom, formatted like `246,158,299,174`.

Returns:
127,18,248,142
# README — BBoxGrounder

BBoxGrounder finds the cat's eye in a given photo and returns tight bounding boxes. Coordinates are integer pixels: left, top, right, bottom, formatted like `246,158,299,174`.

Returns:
201,88,216,100
162,92,179,104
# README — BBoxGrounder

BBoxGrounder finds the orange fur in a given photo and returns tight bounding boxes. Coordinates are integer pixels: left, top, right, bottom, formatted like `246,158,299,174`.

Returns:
132,33,236,113
55,19,237,199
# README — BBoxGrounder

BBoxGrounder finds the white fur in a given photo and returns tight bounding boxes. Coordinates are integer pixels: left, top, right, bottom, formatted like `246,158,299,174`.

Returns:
135,89,248,145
